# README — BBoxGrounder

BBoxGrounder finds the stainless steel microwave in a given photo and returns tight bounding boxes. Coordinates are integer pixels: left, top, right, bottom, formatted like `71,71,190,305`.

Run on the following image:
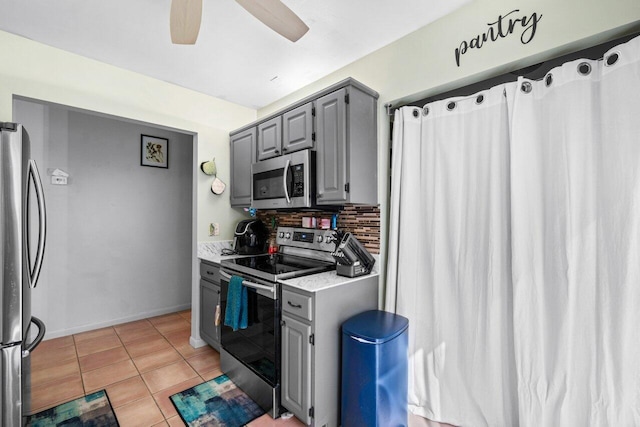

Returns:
251,150,315,209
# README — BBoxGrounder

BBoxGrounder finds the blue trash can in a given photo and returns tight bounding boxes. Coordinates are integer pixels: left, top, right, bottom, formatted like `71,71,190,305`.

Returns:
341,310,409,427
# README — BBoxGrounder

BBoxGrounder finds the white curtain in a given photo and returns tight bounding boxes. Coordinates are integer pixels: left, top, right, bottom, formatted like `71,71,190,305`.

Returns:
386,84,519,427
387,34,640,427
510,36,640,426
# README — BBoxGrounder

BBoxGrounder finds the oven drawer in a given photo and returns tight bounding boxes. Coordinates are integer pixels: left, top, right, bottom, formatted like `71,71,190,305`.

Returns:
282,289,312,321
200,262,221,284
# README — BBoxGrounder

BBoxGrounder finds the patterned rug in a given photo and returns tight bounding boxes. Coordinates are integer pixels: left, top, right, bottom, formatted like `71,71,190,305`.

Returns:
27,390,118,426
170,374,265,427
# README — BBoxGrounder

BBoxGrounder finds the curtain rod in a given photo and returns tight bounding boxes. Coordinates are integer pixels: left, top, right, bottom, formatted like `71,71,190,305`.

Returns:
385,30,639,117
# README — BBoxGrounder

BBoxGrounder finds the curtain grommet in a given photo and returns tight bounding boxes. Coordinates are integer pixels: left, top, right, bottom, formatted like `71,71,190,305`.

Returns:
545,73,553,87
475,94,484,104
521,81,533,94
422,106,429,116
605,52,620,67
577,62,592,76
447,101,456,111
412,109,419,118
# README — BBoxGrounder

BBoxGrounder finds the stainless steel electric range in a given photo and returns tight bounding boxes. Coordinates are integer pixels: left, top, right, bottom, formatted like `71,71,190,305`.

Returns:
219,226,338,418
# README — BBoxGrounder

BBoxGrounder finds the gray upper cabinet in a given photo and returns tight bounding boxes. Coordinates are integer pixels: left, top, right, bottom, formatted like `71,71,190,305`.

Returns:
315,85,378,205
230,127,256,207
229,78,378,208
315,89,347,204
282,102,314,154
257,116,282,161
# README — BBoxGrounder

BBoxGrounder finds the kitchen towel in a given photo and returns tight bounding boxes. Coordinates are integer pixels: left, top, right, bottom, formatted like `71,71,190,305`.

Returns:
224,275,248,331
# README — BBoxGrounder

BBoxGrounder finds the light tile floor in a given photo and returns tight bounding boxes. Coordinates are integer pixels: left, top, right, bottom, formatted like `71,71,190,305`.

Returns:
30,309,305,427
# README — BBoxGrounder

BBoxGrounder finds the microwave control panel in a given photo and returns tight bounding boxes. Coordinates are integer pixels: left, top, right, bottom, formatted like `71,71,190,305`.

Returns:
291,164,305,197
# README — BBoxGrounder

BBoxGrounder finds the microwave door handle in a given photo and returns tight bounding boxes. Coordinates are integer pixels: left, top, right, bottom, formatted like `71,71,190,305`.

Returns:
220,270,275,295
28,159,47,288
282,158,291,204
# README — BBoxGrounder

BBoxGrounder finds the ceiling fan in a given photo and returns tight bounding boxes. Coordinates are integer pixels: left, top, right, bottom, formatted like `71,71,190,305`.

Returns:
170,0,309,44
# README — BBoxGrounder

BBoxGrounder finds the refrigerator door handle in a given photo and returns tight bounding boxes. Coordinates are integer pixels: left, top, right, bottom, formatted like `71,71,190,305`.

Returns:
22,316,46,357
28,159,47,288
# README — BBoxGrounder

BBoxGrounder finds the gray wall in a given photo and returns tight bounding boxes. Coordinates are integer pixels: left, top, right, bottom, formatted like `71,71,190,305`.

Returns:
15,99,193,338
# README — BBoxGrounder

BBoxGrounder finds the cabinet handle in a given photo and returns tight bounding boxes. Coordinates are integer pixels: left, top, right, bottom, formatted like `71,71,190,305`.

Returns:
275,149,280,154
283,147,288,152
206,271,214,275
287,301,302,309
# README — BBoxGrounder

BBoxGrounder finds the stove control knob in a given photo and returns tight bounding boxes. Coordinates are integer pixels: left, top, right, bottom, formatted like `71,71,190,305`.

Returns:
278,232,285,238
325,235,335,244
317,235,323,243
285,232,291,239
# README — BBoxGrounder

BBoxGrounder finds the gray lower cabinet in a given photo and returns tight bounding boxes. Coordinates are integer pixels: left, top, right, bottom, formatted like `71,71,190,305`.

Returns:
315,85,377,205
230,127,256,207
200,261,222,351
281,314,312,423
280,275,378,426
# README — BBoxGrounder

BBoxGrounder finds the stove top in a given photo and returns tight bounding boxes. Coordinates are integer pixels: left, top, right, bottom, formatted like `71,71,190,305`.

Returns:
221,253,335,282
221,226,339,282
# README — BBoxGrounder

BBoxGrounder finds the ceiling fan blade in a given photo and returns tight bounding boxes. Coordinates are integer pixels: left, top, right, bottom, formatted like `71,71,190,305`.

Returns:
170,0,202,44
236,0,309,42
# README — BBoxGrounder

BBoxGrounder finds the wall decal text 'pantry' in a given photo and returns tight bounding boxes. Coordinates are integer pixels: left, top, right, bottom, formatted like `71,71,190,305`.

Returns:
455,9,543,66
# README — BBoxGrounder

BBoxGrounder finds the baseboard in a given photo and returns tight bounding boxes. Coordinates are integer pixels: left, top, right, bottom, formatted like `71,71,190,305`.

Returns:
41,303,192,340
189,336,207,348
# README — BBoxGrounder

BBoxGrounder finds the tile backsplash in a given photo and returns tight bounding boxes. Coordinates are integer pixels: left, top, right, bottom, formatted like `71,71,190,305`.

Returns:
256,205,380,254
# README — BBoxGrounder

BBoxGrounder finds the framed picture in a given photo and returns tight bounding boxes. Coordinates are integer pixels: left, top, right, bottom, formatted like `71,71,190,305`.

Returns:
141,135,169,168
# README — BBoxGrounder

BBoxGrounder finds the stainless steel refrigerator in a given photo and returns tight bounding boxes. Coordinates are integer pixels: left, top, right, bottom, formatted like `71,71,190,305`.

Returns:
1,122,47,425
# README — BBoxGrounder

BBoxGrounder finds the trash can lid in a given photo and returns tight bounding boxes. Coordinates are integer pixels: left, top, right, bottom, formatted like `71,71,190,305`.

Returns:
342,310,408,344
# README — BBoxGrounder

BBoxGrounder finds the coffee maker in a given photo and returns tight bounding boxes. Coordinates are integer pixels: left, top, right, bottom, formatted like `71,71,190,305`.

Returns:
233,219,268,255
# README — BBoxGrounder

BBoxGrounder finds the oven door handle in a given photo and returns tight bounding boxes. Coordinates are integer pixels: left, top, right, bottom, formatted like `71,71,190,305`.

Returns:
220,270,275,294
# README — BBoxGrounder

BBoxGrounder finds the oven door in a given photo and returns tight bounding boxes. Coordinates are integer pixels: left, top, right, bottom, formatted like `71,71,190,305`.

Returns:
251,150,313,210
219,270,280,387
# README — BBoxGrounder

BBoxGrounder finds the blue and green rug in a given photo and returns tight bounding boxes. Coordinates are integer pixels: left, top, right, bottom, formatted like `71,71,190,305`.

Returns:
170,374,265,427
27,390,118,426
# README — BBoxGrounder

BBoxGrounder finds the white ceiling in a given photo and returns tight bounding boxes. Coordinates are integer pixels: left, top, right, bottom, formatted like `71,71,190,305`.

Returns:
0,0,469,109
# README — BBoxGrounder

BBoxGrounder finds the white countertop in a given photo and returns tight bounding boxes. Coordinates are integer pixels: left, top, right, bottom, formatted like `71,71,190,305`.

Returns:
198,243,380,292
278,255,380,293
197,241,235,265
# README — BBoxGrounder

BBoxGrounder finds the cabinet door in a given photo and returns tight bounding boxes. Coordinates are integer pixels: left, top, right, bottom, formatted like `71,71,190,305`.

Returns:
281,315,312,425
200,280,221,350
257,116,282,161
315,88,348,204
282,102,314,154
230,127,256,207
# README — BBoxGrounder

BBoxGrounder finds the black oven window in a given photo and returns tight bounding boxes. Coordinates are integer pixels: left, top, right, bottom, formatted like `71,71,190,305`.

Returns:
220,284,280,386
